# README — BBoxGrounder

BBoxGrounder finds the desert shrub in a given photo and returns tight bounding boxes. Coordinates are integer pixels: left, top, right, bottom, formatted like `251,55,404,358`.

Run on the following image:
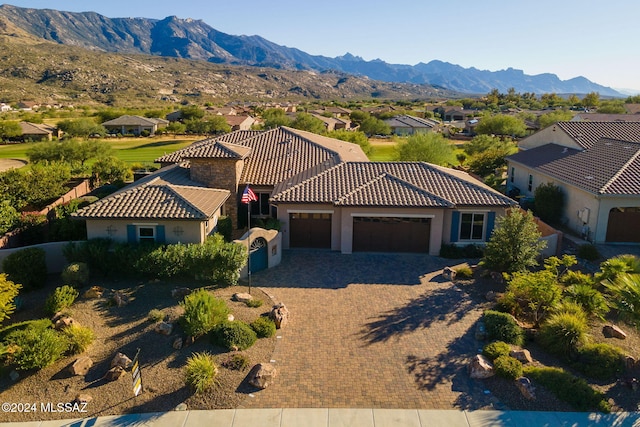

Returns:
493,355,523,380
574,343,625,380
523,366,610,412
597,254,640,283
216,216,232,242
61,262,90,287
538,310,589,359
2,247,47,289
211,321,257,351
147,309,165,323
482,341,511,361
0,318,51,341
184,352,218,394
221,353,250,371
603,273,640,326
250,316,276,338
180,289,229,338
245,298,263,308
560,270,596,287
63,325,95,354
501,269,562,326
5,325,68,370
577,244,601,261
563,284,609,319
454,265,473,279
439,243,484,259
63,239,111,276
0,273,21,324
44,285,79,316
483,310,524,346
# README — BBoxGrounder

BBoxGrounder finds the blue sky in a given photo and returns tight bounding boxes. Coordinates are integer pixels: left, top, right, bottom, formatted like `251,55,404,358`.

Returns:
4,0,640,92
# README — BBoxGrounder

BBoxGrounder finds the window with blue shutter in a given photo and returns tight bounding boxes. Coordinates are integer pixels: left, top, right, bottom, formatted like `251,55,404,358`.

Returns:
127,225,136,243
156,225,165,243
450,211,460,243
485,212,496,241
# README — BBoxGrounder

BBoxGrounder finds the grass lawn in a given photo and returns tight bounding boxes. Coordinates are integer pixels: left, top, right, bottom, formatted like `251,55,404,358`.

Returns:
0,136,198,165
369,139,397,162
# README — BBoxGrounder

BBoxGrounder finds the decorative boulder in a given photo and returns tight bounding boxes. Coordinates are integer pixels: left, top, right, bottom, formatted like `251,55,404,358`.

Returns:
69,356,93,376
155,322,173,336
111,352,132,370
232,293,253,303
442,267,456,281
510,349,533,364
603,324,627,340
270,303,289,329
172,337,183,350
468,354,494,379
84,286,104,299
516,377,536,400
54,315,75,330
171,287,192,300
105,366,125,381
112,291,130,307
248,363,278,389
74,394,93,404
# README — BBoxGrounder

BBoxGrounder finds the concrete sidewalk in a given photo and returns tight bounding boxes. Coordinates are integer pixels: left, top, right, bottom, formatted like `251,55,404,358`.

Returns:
3,409,640,427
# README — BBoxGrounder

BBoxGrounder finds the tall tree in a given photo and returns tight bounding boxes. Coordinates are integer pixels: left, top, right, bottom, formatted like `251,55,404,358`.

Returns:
290,113,326,134
261,108,292,129
581,92,600,110
0,121,22,140
396,132,454,165
475,114,526,137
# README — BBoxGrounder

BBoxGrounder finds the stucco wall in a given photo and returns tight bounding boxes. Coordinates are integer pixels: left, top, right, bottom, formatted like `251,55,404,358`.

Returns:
595,196,640,243
442,207,508,245
276,203,337,250
518,126,582,150
86,219,206,244
0,241,73,274
234,228,282,278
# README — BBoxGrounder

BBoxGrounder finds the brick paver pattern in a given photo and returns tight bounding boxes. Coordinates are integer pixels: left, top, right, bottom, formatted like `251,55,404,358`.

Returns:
239,251,496,410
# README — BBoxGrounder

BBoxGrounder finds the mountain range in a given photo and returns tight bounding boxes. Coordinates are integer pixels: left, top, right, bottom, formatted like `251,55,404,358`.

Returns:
0,4,622,97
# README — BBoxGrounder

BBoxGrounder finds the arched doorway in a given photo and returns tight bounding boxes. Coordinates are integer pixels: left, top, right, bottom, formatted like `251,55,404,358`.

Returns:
249,237,268,273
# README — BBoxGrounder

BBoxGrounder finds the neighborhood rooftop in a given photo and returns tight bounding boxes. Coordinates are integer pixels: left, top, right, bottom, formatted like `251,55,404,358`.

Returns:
271,161,517,208
553,121,640,150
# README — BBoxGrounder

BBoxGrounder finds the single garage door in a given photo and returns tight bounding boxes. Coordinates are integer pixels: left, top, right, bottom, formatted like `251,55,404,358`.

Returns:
353,217,431,253
606,208,640,243
289,212,332,248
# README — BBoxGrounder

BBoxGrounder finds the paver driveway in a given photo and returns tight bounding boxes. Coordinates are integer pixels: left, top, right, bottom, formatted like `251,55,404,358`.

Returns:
240,251,496,410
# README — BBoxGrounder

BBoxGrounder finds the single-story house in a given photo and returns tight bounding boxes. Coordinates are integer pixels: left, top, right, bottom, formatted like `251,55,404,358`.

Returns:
310,113,353,132
384,115,440,136
506,121,640,243
77,126,517,254
0,103,11,112
19,121,60,141
102,115,169,135
223,115,255,131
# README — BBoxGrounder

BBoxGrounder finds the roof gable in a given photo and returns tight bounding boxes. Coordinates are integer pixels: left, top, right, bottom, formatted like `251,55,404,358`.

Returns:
555,121,640,150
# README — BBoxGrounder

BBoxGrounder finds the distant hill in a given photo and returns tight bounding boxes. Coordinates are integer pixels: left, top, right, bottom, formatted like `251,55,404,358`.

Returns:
0,4,622,97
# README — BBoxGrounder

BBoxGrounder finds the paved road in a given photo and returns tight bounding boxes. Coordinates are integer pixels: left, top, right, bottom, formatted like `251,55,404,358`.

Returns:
240,251,496,410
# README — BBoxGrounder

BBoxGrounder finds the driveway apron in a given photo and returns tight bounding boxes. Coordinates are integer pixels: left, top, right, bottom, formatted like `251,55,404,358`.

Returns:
239,251,495,410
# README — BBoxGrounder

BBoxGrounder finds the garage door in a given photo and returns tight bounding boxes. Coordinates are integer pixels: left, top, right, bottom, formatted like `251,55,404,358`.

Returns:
606,208,640,243
353,217,431,253
289,213,332,248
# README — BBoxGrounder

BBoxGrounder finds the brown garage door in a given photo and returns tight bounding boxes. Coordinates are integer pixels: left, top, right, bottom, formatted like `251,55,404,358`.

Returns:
606,208,640,243
353,217,431,253
289,212,332,248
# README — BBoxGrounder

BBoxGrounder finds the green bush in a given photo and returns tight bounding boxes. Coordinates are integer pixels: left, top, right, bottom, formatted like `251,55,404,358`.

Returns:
577,244,601,261
211,321,257,351
185,352,218,394
44,285,79,316
216,216,232,242
63,325,95,355
2,247,47,289
0,318,51,342
5,325,68,370
523,366,610,412
454,265,473,279
147,309,165,323
61,262,90,287
250,316,276,338
245,298,263,308
482,341,511,361
538,310,589,359
221,353,251,371
574,343,625,380
563,284,609,319
533,182,565,224
560,270,596,287
439,244,484,259
493,355,523,380
0,273,21,324
483,310,524,346
180,289,229,338
63,239,112,276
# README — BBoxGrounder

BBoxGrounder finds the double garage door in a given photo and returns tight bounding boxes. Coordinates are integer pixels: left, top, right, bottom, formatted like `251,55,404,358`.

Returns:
289,213,431,252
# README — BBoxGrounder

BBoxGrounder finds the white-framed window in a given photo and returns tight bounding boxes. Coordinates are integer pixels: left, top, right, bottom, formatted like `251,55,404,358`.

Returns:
459,212,485,241
138,226,156,243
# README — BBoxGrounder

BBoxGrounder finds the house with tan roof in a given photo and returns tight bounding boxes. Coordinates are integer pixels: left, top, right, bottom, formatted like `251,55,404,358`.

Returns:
222,115,255,131
19,121,60,141
507,122,640,243
384,115,440,136
102,115,169,136
77,126,516,254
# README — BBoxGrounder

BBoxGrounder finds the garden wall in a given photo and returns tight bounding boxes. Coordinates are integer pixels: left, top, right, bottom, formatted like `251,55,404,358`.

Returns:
0,241,74,274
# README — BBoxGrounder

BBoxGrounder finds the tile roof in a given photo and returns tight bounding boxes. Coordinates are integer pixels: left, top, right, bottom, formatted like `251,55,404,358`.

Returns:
155,127,369,186
554,121,640,150
74,164,229,219
155,130,262,163
507,139,640,195
384,115,439,129
271,162,516,208
183,141,252,159
19,121,53,135
101,115,161,126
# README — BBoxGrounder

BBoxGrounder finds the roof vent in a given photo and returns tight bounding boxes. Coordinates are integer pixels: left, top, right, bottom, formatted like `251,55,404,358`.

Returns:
585,176,594,180
561,147,568,153
575,133,583,138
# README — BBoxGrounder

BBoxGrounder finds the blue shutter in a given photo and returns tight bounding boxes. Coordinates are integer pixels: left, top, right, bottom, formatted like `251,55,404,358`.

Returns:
156,225,165,243
450,211,460,243
485,212,496,241
127,225,136,243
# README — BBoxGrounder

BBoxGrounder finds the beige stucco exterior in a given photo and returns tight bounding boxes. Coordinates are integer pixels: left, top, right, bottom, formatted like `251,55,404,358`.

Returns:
234,227,282,278
518,125,583,151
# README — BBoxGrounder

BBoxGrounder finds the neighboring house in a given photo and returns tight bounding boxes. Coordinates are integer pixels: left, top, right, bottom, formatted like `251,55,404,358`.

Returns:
312,107,352,118
223,115,255,131
74,164,230,244
270,161,516,255
102,115,169,135
506,121,640,243
19,121,59,141
0,103,11,112
571,113,639,122
77,126,516,254
16,101,39,111
310,113,353,132
384,115,440,136
206,106,237,115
